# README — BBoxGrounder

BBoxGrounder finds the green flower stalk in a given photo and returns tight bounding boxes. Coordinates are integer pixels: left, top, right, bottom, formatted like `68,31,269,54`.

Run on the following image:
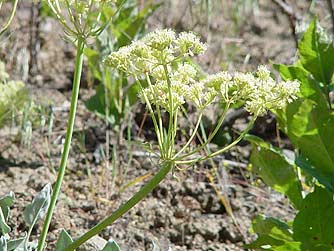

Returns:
37,1,126,250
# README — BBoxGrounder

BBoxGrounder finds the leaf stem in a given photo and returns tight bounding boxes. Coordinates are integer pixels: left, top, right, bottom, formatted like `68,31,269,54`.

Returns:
37,38,85,251
62,161,173,251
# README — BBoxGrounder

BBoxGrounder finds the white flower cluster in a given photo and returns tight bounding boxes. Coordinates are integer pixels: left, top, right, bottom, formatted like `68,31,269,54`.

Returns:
47,0,115,37
106,29,299,115
139,62,215,112
106,29,209,112
0,61,9,82
203,65,300,115
0,61,26,113
105,29,207,76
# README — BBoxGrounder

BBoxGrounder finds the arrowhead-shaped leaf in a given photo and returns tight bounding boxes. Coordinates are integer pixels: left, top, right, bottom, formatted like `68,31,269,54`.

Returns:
23,183,52,227
0,207,11,235
55,229,73,251
7,237,25,251
0,236,7,250
0,191,15,221
101,239,121,251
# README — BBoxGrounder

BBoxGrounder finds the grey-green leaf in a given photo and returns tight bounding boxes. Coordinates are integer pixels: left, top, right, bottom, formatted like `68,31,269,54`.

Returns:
7,237,25,251
0,236,7,250
23,183,52,227
55,229,73,251
0,207,11,235
0,191,15,221
101,239,121,251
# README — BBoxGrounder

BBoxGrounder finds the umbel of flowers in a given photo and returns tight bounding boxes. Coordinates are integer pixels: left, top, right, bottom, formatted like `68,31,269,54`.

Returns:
106,30,299,115
105,29,299,163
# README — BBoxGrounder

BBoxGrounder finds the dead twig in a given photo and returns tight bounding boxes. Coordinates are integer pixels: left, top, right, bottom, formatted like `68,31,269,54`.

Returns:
271,0,301,48
326,0,334,35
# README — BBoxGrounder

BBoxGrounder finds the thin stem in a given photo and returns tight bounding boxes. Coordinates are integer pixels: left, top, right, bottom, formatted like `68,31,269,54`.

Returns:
163,64,174,159
63,161,174,251
173,112,203,159
146,73,165,157
136,78,164,155
37,39,85,251
0,0,18,36
175,117,256,165
172,102,230,161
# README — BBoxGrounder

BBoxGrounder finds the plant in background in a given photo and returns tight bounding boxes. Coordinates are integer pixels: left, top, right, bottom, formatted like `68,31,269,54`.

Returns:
0,185,51,251
247,18,334,250
0,61,48,147
0,61,27,127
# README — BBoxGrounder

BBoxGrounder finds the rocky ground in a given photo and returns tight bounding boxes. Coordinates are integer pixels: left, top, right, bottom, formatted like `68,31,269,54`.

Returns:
0,0,326,250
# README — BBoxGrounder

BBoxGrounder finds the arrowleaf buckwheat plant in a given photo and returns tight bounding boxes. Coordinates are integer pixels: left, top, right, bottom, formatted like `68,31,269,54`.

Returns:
0,1,301,250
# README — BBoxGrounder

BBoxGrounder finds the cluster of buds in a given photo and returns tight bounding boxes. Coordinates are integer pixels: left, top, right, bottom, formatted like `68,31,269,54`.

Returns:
0,61,26,117
46,0,116,39
205,65,300,115
106,29,299,116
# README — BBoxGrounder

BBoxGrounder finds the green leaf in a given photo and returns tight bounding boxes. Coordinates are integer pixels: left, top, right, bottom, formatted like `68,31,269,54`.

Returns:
23,183,52,227
55,229,73,251
273,64,327,107
285,99,334,189
298,18,334,85
247,135,303,209
245,215,301,250
293,186,334,250
101,239,121,251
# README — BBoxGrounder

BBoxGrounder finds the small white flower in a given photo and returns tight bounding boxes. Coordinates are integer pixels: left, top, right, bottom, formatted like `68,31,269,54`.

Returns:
171,63,197,84
105,46,132,73
144,29,176,50
256,65,271,80
175,31,207,56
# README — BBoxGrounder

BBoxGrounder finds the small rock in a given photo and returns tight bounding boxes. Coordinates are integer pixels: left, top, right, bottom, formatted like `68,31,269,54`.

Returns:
77,235,107,251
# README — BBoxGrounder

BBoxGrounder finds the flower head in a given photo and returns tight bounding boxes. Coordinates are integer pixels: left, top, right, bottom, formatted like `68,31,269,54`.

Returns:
106,29,207,77
175,32,207,56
